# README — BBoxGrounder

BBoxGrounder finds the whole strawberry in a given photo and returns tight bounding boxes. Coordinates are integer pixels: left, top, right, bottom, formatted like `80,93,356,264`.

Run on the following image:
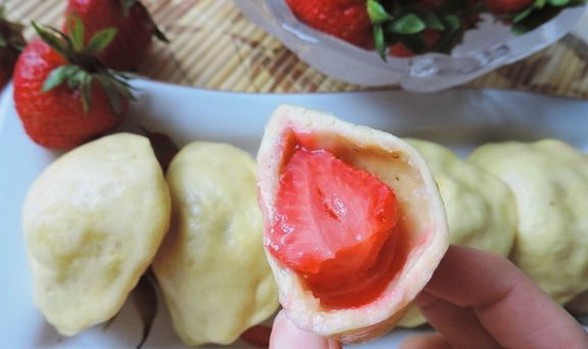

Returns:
64,0,167,71
0,6,25,89
13,20,133,149
285,0,374,49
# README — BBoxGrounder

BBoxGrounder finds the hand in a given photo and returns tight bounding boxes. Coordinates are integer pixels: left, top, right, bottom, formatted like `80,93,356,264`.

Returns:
269,245,588,349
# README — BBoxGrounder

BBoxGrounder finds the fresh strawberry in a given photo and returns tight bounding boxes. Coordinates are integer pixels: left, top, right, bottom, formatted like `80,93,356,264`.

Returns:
285,0,373,49
268,147,399,306
0,6,25,89
484,0,533,14
13,20,133,149
64,0,167,71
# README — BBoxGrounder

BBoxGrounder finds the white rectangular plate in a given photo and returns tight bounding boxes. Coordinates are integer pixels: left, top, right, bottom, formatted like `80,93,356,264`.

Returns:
1,79,587,349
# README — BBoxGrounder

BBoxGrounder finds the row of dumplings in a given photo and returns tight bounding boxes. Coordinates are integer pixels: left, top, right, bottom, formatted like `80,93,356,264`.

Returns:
23,133,279,346
23,128,588,345
400,138,588,327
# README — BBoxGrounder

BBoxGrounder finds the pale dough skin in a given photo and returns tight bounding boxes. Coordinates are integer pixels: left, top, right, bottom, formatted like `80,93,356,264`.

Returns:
469,139,588,305
22,133,171,336
399,139,517,327
257,105,449,343
152,142,279,346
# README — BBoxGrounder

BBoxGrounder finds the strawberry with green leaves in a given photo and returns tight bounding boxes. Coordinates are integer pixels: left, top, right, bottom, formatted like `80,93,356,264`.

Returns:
286,0,587,58
13,20,133,149
0,6,25,89
64,0,167,71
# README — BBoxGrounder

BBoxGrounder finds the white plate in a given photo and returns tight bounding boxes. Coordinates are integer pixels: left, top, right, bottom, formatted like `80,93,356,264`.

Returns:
1,79,588,349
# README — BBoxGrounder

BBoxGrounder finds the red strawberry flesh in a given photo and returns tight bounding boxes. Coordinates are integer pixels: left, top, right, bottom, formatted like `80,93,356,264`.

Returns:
268,143,405,308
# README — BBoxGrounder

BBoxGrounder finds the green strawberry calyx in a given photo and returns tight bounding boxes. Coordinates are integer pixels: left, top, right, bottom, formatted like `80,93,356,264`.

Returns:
0,6,26,52
32,18,135,115
367,0,478,60
366,0,587,59
506,0,588,34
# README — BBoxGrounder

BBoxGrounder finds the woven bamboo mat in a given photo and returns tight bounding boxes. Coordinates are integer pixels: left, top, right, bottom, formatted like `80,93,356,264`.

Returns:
6,0,588,98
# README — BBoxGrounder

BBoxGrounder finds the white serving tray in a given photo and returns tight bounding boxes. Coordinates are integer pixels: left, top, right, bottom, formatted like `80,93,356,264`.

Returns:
1,79,587,348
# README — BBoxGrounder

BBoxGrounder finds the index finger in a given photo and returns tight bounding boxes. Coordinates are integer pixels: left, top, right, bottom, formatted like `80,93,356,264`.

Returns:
423,245,588,349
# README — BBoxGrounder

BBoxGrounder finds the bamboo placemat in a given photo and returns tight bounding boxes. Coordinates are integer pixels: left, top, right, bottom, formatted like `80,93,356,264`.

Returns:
5,0,588,98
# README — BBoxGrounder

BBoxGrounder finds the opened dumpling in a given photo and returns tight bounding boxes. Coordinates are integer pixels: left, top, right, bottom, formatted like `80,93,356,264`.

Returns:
469,139,588,304
398,139,516,327
152,142,279,346
22,133,171,336
257,105,448,343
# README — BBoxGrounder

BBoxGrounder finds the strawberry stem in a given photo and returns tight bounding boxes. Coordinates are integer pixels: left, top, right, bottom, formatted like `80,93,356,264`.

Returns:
32,20,134,115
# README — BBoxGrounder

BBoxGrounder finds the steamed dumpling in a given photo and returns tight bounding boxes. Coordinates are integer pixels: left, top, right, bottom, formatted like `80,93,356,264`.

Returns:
406,139,516,255
469,139,588,304
152,142,278,346
22,133,171,336
257,105,448,343
399,139,516,327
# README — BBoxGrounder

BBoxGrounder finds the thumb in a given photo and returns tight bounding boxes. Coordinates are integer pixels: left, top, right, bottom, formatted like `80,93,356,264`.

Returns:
269,310,341,349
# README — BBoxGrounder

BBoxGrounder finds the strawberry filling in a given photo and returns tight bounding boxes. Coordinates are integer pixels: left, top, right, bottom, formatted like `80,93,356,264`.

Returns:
268,141,407,308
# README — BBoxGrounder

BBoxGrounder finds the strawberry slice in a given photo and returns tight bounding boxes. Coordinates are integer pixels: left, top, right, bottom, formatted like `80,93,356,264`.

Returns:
268,147,400,307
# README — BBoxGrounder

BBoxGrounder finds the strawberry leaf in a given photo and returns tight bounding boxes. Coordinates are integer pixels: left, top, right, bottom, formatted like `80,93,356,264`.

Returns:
153,26,169,43
66,68,85,90
387,14,426,35
35,19,134,115
32,22,71,58
42,65,78,91
80,73,92,113
513,6,535,23
68,16,85,52
511,6,560,34
86,28,117,55
442,15,461,33
373,25,387,60
421,13,445,31
367,0,393,24
97,75,122,115
548,0,570,5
